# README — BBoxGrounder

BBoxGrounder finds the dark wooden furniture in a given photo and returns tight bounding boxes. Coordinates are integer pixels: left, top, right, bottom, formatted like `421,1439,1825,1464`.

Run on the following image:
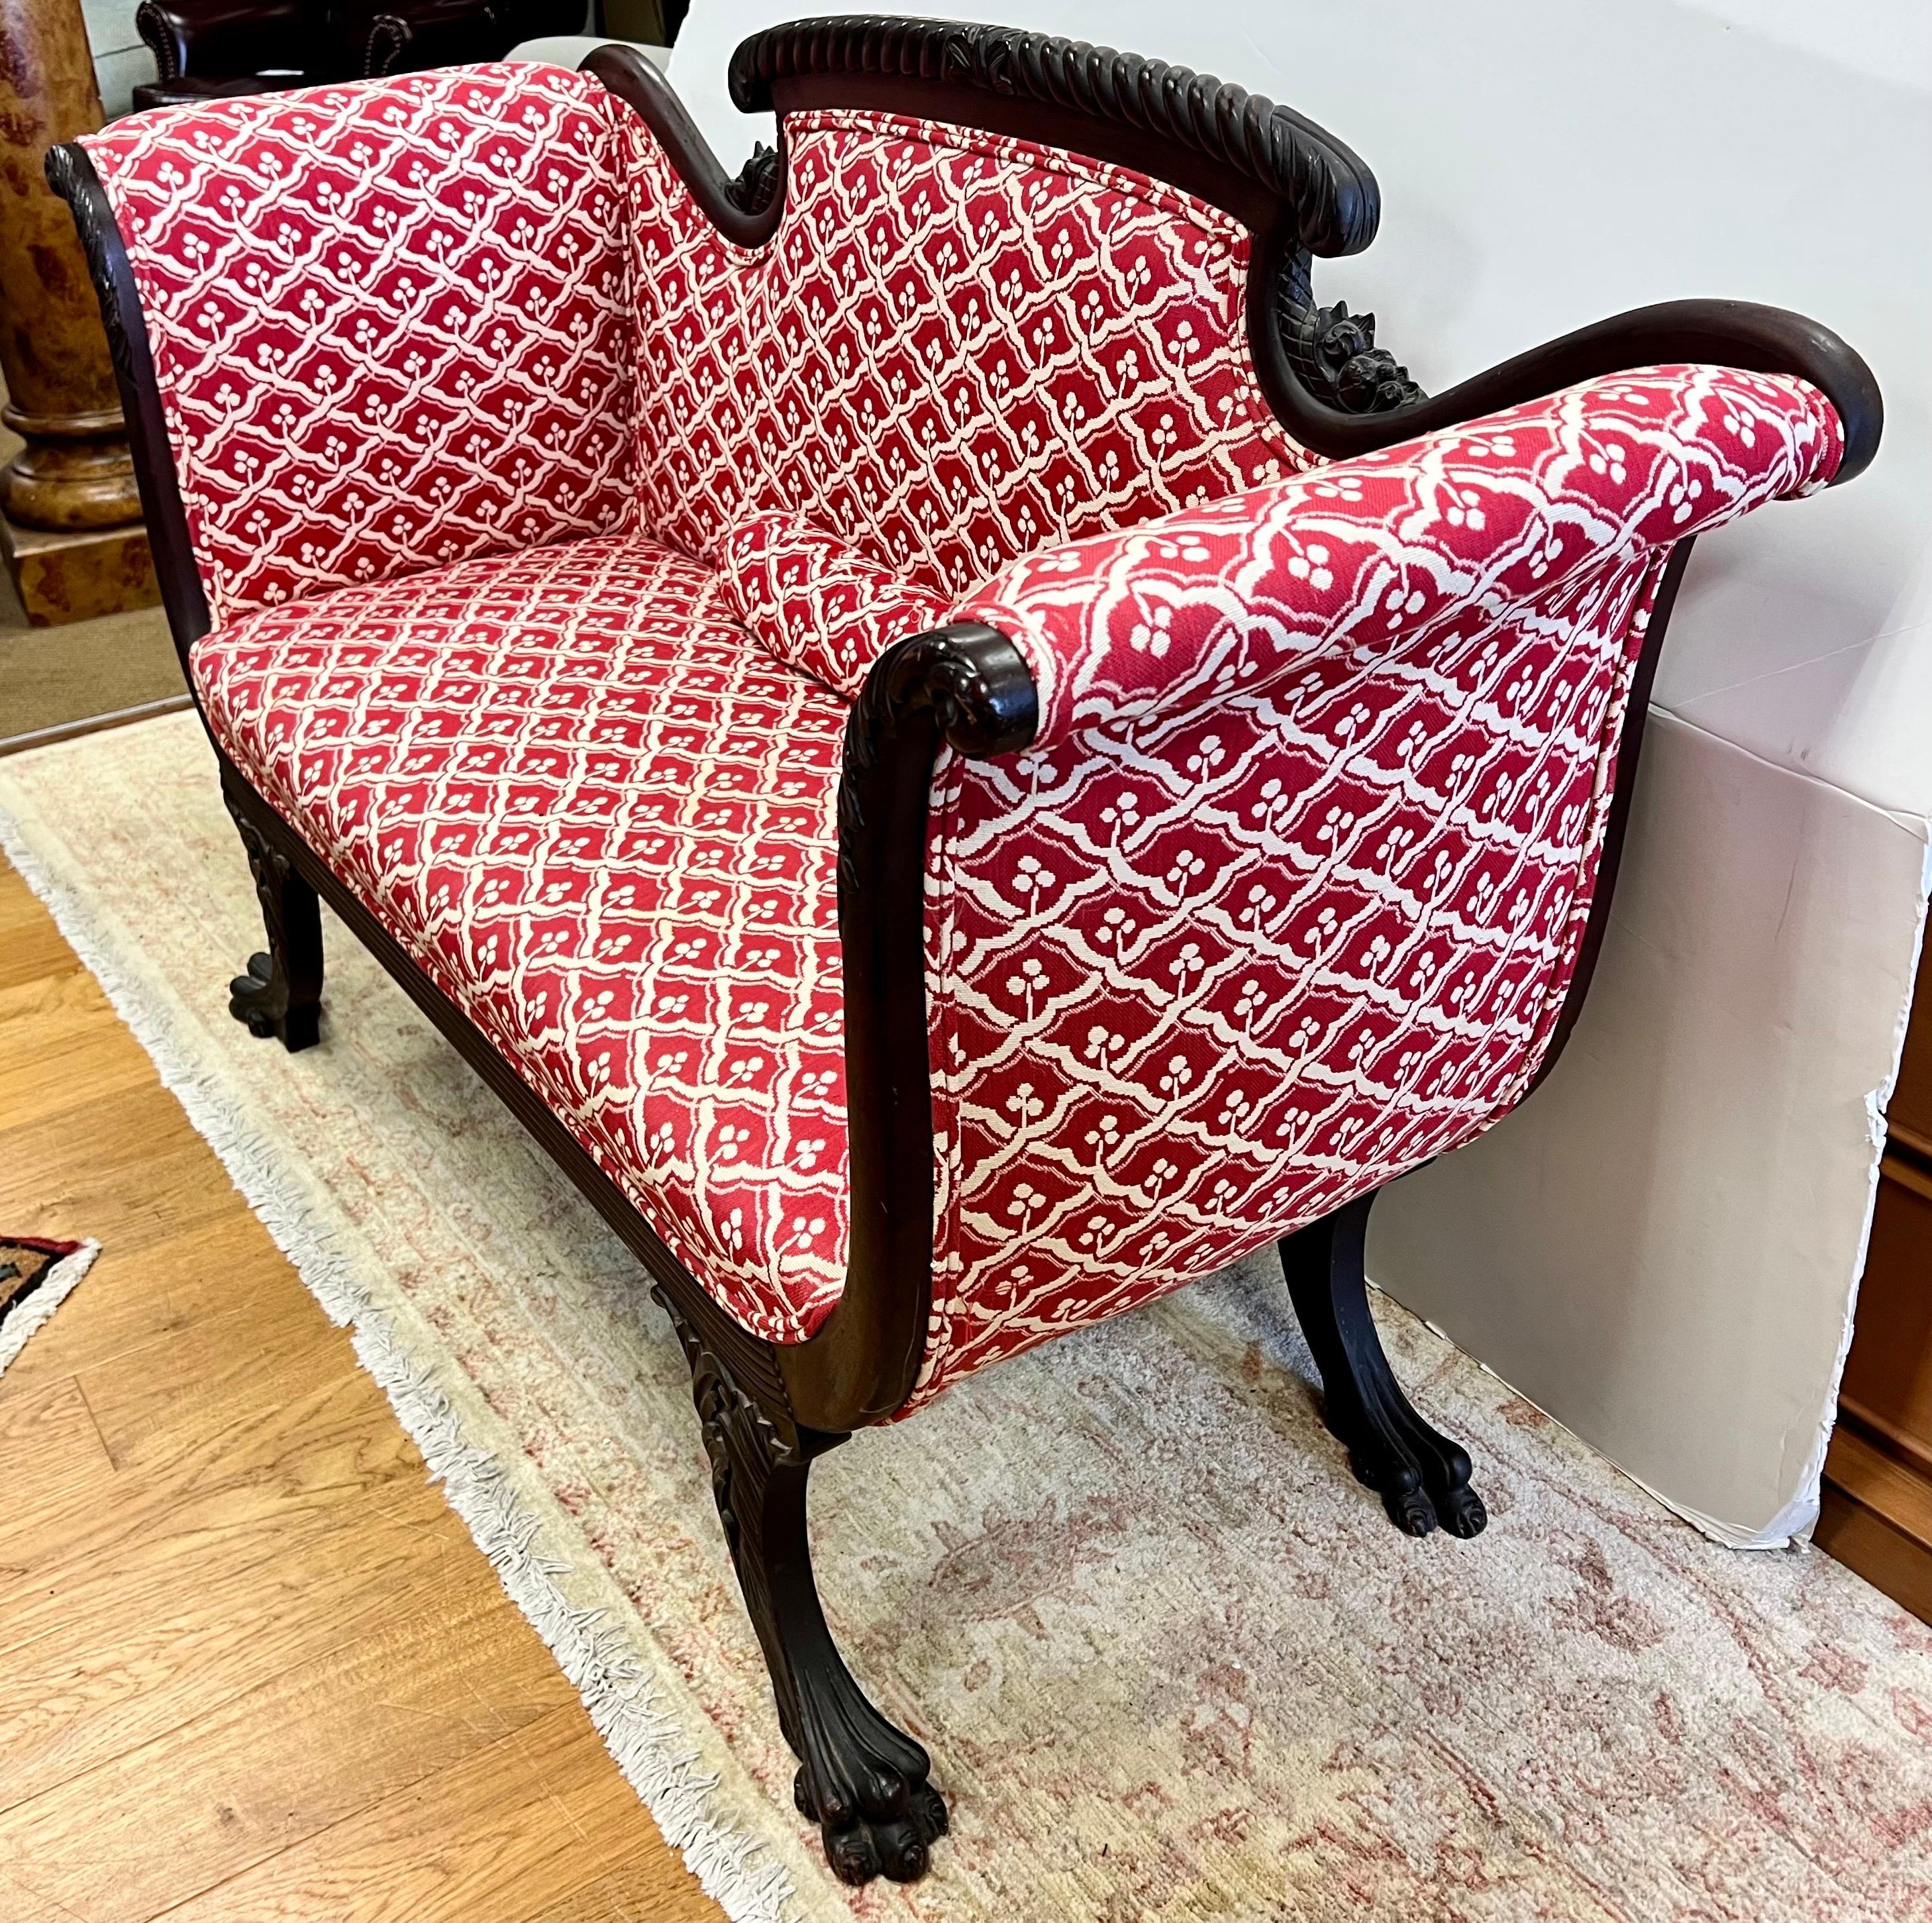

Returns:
51,18,1882,1883
0,0,156,625
130,0,580,110
1820,947,1932,1623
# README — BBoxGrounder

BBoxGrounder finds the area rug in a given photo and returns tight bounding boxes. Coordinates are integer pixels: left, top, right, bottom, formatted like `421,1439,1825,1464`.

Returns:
2,713,1929,1923
0,1237,98,1375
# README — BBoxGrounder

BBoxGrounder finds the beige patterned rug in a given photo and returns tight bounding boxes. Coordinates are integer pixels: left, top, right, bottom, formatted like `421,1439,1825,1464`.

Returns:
3,711,1930,1923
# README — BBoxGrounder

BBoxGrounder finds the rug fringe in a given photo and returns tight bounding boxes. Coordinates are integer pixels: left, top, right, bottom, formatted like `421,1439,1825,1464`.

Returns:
0,1239,100,1376
0,798,805,1923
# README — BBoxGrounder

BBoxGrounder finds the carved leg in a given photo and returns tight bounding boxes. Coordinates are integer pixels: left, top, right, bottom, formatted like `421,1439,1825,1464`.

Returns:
1278,1193,1488,1539
654,1288,948,1884
221,787,323,1051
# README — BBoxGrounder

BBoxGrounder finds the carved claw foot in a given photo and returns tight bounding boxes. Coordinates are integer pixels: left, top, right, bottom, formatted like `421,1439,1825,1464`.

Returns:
1280,1193,1489,1542
1331,1381,1488,1540
227,950,319,1049
223,788,323,1053
655,1285,950,1884
794,1732,948,1885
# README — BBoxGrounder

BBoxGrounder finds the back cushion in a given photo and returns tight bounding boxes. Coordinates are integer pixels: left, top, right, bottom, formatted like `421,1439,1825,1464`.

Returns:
623,107,1317,597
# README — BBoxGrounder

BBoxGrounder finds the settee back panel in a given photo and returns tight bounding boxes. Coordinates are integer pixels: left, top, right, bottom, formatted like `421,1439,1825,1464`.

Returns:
75,64,642,629
620,105,1319,595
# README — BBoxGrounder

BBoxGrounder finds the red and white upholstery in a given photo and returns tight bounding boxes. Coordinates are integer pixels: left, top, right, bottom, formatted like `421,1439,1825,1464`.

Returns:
193,531,856,1343
80,66,1845,1396
85,66,638,627
621,106,1314,594
719,513,953,699
919,368,1839,1401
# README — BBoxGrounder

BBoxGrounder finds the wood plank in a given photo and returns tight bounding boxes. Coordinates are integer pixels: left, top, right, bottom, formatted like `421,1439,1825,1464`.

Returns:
0,1488,467,1810
0,965,156,1127
0,1094,247,1263
150,1704,715,1923
0,1210,281,1394
0,1579,576,1923
1817,1492,1932,1627
0,1373,111,1500
1825,1424,1932,1548
1819,1426,1932,1627
0,849,723,1921
0,1343,425,1586
0,867,80,994
1888,936,1932,1146
74,1274,369,1474
0,1867,83,1922
1837,1166,1932,1463
533,1877,720,1923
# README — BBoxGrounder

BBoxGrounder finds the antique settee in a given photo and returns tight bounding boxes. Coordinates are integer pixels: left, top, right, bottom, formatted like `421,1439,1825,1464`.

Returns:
51,17,1879,1884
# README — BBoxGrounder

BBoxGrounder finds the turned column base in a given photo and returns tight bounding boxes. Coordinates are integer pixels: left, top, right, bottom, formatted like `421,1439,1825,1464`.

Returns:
0,512,158,626
0,429,143,532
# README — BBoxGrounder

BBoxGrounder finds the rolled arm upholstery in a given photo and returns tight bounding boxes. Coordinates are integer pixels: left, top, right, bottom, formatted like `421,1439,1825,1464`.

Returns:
909,364,1841,1404
960,366,1839,753
76,63,639,627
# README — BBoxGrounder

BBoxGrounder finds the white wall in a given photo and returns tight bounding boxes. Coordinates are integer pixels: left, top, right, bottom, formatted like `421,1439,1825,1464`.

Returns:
676,3,1932,813
671,0,1932,1543
82,0,157,120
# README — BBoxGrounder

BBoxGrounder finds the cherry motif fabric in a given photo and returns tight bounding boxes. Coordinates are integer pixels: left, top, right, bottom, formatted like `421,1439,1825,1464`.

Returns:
620,107,1314,596
719,514,954,698
906,367,1841,1404
84,62,1850,1403
78,66,639,628
191,533,855,1343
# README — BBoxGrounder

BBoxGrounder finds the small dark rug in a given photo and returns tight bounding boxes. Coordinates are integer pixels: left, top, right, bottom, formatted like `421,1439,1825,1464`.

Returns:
0,1236,98,1373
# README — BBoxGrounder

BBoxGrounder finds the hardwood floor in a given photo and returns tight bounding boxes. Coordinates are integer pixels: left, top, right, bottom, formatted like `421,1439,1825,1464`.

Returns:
0,860,724,1922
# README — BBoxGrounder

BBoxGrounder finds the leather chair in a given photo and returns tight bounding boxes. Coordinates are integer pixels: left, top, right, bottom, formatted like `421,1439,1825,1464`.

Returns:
130,0,578,110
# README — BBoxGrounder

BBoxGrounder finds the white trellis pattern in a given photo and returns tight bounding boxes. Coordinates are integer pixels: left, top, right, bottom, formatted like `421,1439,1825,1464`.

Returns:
719,512,954,698
192,533,858,1342
619,105,1317,594
913,368,1839,1402
81,68,1844,1402
81,66,640,627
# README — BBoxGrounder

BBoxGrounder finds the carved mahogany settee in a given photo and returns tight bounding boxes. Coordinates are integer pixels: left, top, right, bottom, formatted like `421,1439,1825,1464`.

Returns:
51,18,1878,1883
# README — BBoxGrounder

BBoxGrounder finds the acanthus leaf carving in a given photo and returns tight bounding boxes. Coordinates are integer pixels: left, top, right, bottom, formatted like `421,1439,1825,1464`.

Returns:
1276,244,1426,416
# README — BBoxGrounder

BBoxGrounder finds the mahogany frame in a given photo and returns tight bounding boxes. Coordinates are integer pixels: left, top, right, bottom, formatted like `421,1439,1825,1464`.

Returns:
47,19,1882,1882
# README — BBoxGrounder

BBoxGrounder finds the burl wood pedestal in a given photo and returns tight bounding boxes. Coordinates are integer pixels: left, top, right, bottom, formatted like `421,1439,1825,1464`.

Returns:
0,0,157,625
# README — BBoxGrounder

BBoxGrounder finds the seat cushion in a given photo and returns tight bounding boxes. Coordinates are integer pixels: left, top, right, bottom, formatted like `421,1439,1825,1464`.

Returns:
191,531,853,1344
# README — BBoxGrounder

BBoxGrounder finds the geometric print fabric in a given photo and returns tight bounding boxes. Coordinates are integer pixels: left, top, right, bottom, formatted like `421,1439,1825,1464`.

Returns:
913,367,1841,1402
621,105,1319,598
80,66,642,627
87,64,1849,1402
191,534,856,1342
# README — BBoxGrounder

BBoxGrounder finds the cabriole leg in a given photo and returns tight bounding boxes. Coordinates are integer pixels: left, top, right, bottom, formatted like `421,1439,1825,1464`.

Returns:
1279,1192,1488,1539
221,786,323,1052
655,1288,948,1885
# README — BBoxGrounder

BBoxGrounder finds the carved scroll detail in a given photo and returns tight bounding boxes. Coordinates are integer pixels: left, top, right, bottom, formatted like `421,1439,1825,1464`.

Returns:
729,16,1380,258
654,1285,948,1883
1276,244,1425,416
